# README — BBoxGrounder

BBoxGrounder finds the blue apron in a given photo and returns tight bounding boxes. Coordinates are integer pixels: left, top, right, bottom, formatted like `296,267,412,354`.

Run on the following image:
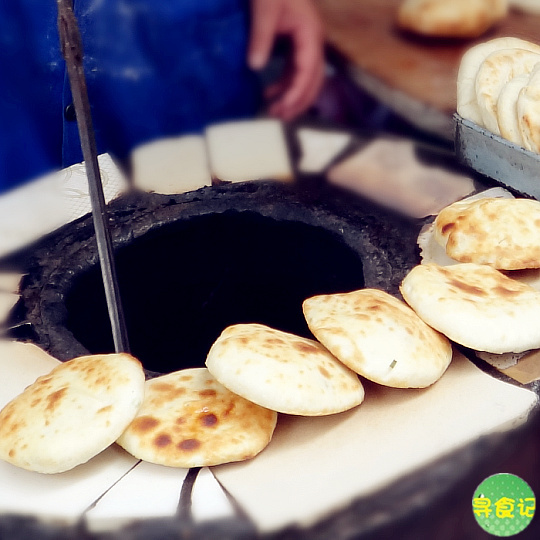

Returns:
0,0,260,193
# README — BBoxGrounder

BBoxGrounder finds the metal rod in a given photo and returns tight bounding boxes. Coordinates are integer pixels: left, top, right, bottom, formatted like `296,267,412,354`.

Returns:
57,0,130,353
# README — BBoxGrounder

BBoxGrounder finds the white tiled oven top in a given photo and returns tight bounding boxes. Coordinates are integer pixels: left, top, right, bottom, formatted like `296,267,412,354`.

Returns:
0,128,538,535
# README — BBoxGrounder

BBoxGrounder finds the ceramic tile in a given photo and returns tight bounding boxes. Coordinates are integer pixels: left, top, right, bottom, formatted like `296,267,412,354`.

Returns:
0,341,61,408
0,154,126,258
0,446,138,524
213,352,538,532
206,119,293,183
0,273,23,293
297,128,351,173
84,460,188,532
191,467,235,522
131,135,211,194
0,293,19,327
0,341,140,524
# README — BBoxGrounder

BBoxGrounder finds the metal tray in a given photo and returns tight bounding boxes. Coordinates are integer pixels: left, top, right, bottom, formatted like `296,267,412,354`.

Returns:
454,113,540,200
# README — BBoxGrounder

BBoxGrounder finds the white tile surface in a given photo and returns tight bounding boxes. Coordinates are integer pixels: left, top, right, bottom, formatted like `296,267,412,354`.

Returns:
0,342,139,524
191,467,235,523
0,445,138,524
84,460,188,532
131,135,211,194
0,293,19,327
0,154,127,258
0,273,23,293
0,341,61,408
213,352,538,532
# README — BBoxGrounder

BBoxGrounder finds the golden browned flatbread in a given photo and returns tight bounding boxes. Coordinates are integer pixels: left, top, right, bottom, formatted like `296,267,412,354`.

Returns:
0,353,145,474
400,263,540,353
303,289,452,388
433,197,540,270
117,368,277,468
398,0,508,39
205,324,365,416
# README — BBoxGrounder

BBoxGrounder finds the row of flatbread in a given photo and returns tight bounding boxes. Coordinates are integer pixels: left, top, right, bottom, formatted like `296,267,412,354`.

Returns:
0,277,456,474
457,36,540,152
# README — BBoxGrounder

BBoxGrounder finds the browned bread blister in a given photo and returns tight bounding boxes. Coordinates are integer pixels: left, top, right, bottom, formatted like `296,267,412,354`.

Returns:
117,368,277,468
303,289,452,388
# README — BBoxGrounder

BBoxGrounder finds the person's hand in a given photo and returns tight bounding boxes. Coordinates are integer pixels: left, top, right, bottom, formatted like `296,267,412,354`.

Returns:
248,0,325,121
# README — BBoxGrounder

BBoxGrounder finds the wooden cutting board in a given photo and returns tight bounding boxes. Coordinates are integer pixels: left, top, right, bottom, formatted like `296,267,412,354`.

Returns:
314,0,540,137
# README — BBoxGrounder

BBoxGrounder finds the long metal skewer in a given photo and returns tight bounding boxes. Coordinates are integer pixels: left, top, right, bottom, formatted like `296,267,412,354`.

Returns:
57,0,130,353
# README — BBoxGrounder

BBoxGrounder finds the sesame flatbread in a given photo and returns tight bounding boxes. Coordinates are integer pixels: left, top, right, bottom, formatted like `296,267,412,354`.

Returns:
205,324,364,416
475,48,540,135
0,353,145,474
457,37,540,126
400,263,540,353
303,289,452,388
433,197,540,270
117,368,277,468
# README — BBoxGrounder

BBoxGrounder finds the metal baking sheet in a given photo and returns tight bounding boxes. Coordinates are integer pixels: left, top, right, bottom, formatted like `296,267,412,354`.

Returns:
454,113,540,201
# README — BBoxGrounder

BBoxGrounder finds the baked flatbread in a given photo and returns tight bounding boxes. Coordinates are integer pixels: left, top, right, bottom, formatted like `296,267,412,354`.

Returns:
303,289,452,388
497,73,530,145
398,0,508,39
457,37,540,125
117,368,277,468
517,63,540,152
433,197,540,270
0,353,144,474
205,324,364,416
400,263,540,353
475,48,540,135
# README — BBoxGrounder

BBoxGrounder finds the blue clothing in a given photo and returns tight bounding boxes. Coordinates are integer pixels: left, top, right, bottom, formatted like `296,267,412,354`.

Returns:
0,0,261,193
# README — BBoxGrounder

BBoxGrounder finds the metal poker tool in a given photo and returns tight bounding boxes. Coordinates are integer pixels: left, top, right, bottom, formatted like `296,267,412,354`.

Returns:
57,0,130,353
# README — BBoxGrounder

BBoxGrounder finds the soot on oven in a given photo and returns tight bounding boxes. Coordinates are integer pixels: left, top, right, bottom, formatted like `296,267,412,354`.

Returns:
64,210,365,374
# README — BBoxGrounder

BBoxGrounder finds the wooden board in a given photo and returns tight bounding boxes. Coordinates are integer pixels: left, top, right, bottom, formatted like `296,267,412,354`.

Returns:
314,0,540,138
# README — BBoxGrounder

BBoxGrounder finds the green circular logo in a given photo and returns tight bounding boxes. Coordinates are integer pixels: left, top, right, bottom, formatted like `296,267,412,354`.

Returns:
472,473,536,536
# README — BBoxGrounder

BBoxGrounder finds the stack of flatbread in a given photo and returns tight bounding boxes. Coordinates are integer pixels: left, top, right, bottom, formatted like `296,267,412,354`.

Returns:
397,0,508,39
457,37,540,151
404,195,540,355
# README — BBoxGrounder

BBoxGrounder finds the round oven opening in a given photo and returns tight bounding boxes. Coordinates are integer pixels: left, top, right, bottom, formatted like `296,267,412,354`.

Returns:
64,210,365,374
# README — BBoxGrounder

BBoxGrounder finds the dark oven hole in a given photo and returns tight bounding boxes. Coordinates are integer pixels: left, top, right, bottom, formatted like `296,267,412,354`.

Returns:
64,210,365,374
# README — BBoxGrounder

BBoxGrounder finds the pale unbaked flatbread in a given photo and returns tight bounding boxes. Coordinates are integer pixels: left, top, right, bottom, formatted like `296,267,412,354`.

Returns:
497,73,530,145
117,368,277,468
517,63,540,152
0,353,145,474
303,289,453,388
205,324,365,416
433,197,540,270
475,48,540,135
457,37,540,125
400,263,540,353
398,0,508,39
